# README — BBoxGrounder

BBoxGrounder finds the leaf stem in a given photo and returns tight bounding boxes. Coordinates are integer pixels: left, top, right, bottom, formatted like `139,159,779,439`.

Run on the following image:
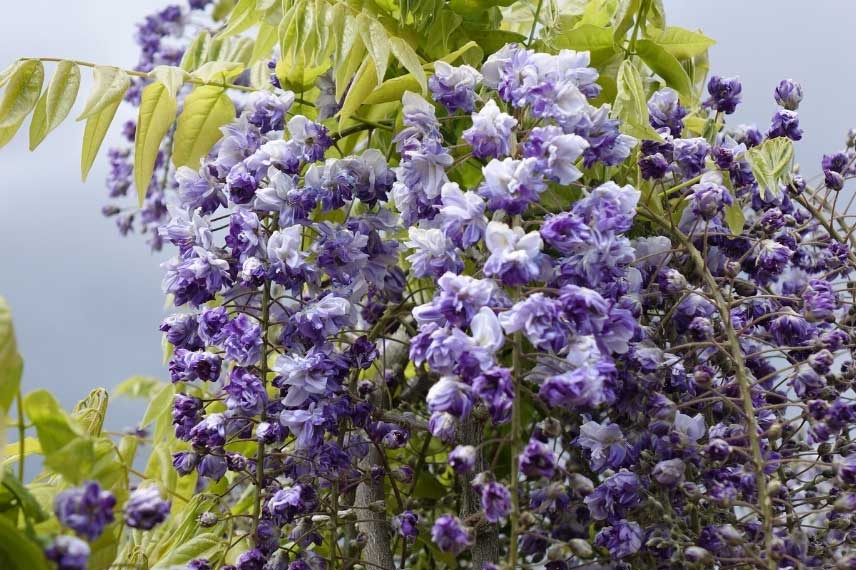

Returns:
17,390,25,481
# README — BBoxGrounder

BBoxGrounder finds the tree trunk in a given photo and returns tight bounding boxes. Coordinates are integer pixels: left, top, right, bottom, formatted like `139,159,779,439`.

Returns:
459,417,500,569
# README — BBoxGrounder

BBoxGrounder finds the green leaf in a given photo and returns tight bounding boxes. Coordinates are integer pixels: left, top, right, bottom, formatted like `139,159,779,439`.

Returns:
151,533,225,570
724,201,745,235
141,383,175,428
364,74,423,105
338,58,378,130
0,297,22,413
44,436,96,484
0,116,25,150
652,26,715,60
389,37,427,95
251,22,278,63
356,12,390,85
0,60,43,129
216,0,260,38
76,65,130,120
71,388,109,436
439,40,482,64
28,61,80,150
612,0,640,43
552,24,616,65
172,86,235,169
114,376,164,399
635,38,694,100
22,390,78,455
612,59,661,141
189,61,245,84
150,66,189,99
745,137,794,199
134,81,178,206
1,468,48,522
80,96,122,181
181,32,211,72
0,516,48,570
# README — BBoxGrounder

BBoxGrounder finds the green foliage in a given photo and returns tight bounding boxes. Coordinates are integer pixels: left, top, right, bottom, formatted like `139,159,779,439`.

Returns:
0,516,48,570
0,297,23,414
28,61,80,150
134,81,178,205
745,137,795,199
613,59,661,141
173,86,236,169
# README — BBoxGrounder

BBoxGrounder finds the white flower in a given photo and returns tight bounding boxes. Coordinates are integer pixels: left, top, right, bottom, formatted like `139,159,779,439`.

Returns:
267,225,304,269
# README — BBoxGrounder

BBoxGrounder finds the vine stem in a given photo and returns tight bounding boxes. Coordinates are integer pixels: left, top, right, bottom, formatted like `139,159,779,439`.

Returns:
253,217,273,533
17,390,25,481
644,207,775,570
526,0,545,47
25,57,261,93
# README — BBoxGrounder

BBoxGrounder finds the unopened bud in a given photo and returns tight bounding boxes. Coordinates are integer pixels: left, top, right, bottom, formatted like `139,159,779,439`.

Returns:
569,538,593,558
198,512,218,527
684,546,712,563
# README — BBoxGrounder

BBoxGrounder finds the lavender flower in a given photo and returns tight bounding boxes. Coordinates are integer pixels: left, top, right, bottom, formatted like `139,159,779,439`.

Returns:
704,75,742,114
123,487,171,530
462,100,517,159
648,88,687,135
431,514,472,554
45,536,90,570
54,482,116,540
429,62,481,113
774,79,803,110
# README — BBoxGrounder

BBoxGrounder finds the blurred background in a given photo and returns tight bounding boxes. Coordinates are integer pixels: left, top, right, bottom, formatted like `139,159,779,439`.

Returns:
1,0,855,429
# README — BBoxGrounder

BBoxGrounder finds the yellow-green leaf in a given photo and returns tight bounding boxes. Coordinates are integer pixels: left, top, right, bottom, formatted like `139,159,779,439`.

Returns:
724,201,745,235
389,37,426,95
135,81,178,206
29,60,81,150
22,389,79,455
745,137,794,199
81,96,122,181
173,85,236,169
365,74,423,105
0,116,25,149
181,32,211,72
653,26,716,60
356,12,389,85
0,516,49,570
0,59,43,129
150,66,189,99
251,21,278,63
636,38,694,101
552,24,616,65
0,297,23,413
76,65,130,120
216,0,259,38
612,59,661,141
190,61,245,84
338,58,378,130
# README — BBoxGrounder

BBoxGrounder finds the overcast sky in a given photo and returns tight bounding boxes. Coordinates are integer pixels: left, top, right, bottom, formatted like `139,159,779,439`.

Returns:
1,1,855,428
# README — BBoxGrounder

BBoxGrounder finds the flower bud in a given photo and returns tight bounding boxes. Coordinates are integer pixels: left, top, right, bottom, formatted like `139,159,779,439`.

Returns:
569,538,593,558
199,511,218,527
684,546,712,563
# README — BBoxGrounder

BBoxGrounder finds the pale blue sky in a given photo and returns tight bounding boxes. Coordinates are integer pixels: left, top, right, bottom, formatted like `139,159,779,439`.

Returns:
1,1,854,428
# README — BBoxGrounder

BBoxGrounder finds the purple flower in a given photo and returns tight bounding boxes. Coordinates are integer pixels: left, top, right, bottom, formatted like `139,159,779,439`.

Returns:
479,480,512,523
428,411,458,443
279,403,327,449
519,439,556,479
221,314,263,367
161,247,230,307
449,445,477,473
652,458,685,485
45,536,90,570
539,362,613,409
197,454,228,480
224,368,267,416
540,212,590,255
648,88,687,136
500,294,567,352
462,100,517,159
576,105,637,167
431,514,472,554
405,227,463,278
172,451,198,475
479,157,547,214
522,126,589,184
704,75,742,114
225,208,262,262
173,393,203,439
429,61,481,113
595,519,643,559
803,279,837,320
287,115,332,163
427,376,473,418
472,366,514,425
294,295,354,345
174,166,226,215
774,79,803,110
688,179,733,220
413,272,496,328
236,548,267,570
584,469,641,521
188,559,212,570
577,420,631,472
484,222,543,286
169,349,222,383
198,306,229,345
273,348,338,407
768,109,803,141
755,239,792,274
54,482,116,540
837,453,856,486
672,137,711,179
123,487,170,530
160,313,202,350
392,510,419,542
242,90,294,133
